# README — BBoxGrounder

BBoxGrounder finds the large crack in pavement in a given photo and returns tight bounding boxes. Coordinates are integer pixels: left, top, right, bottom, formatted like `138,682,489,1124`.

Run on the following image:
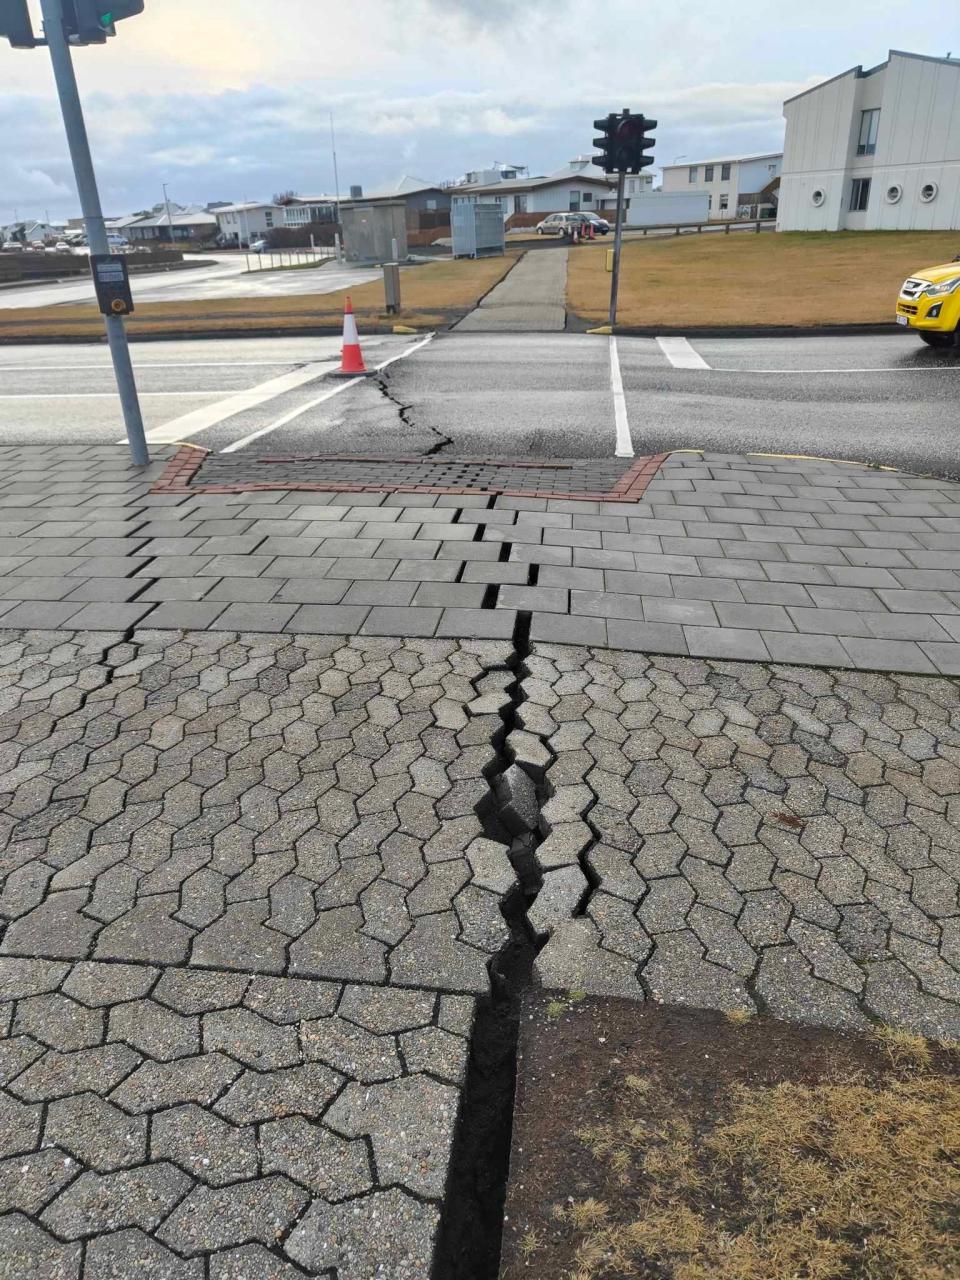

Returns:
373,369,453,456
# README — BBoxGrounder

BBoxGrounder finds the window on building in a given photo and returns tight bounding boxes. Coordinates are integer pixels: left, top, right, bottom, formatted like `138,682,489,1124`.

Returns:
513,195,527,214
721,163,731,181
707,194,712,211
688,166,698,183
719,193,729,211
264,211,273,227
582,191,592,203
704,165,714,182
569,192,581,211
426,199,437,210
768,162,777,172
850,177,871,211
857,109,880,156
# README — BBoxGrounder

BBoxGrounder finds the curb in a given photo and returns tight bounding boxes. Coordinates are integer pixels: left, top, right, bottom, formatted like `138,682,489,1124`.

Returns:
566,317,904,338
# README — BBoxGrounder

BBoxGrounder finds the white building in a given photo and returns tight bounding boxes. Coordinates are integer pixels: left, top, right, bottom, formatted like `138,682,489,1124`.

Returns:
461,157,618,222
281,197,339,228
626,190,709,227
661,152,782,219
214,202,282,245
777,50,960,231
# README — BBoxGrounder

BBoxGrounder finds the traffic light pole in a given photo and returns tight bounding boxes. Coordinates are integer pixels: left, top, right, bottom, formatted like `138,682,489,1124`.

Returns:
608,169,626,329
39,0,149,466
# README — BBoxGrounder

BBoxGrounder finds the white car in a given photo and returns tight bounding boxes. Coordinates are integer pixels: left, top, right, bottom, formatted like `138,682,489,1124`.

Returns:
249,238,269,253
106,234,129,248
54,242,73,252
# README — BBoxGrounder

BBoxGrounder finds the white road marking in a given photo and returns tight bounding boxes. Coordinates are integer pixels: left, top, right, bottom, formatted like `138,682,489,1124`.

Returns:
0,391,214,399
132,361,338,445
0,361,303,371
609,335,633,459
221,333,437,453
708,365,960,374
656,336,711,369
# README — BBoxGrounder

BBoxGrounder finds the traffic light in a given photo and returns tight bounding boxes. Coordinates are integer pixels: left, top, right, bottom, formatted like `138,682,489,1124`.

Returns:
63,0,144,43
593,110,657,174
0,0,37,47
593,114,618,173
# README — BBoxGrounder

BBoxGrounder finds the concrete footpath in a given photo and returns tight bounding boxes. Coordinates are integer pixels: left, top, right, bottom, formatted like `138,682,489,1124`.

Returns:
0,443,959,1278
454,247,567,332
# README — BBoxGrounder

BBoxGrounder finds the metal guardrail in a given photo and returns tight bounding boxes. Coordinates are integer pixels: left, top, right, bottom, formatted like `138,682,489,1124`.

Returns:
242,248,337,272
628,219,777,236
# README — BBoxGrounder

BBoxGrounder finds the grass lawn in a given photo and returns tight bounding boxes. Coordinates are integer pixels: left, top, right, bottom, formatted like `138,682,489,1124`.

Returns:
0,251,518,340
501,995,960,1280
566,230,960,327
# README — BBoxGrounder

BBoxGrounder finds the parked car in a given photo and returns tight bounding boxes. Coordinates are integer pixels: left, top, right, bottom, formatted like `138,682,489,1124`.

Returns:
249,238,269,253
54,241,73,253
535,212,606,237
106,234,129,248
896,256,960,349
584,214,612,234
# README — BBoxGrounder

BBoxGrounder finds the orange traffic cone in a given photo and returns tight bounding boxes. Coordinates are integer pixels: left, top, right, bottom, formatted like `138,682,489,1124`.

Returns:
588,221,596,240
332,296,370,377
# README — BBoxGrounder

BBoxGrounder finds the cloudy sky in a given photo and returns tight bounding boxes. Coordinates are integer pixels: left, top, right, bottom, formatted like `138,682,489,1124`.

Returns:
2,0,955,221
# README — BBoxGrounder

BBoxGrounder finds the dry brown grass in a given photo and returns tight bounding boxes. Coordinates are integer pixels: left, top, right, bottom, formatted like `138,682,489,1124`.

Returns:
0,252,518,340
562,1062,960,1280
565,229,960,327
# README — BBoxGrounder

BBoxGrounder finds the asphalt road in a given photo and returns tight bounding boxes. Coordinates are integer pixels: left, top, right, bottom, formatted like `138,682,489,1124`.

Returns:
0,252,379,310
0,331,956,477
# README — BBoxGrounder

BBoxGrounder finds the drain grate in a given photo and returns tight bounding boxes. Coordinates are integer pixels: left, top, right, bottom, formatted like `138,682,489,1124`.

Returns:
154,449,668,503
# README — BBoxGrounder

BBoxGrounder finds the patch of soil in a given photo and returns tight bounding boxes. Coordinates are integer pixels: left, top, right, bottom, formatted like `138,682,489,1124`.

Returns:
499,994,960,1280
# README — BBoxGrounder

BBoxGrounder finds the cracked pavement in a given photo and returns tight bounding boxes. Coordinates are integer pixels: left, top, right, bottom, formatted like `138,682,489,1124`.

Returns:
514,643,960,1040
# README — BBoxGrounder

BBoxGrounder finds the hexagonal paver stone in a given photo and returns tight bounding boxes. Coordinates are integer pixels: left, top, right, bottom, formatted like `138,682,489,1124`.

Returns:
151,1104,257,1186
536,918,645,1000
243,976,339,1024
864,958,960,1041
108,999,199,1062
0,1092,43,1159
399,1026,470,1085
62,962,159,1007
13,993,103,1052
109,1053,242,1114
202,1008,300,1070
209,1244,307,1280
151,969,250,1016
337,984,436,1034
643,931,755,1015
0,1213,82,1280
94,896,193,966
84,1227,204,1279
260,1116,372,1199
44,1094,147,1171
326,1075,459,1198
9,1044,140,1103
301,1015,402,1083
0,1149,77,1215
285,1187,439,1279
289,907,388,984
0,891,101,960
190,902,288,975
389,913,494,994
755,946,869,1032
215,1062,343,1125
0,957,68,1001
157,1176,309,1256
40,1162,192,1238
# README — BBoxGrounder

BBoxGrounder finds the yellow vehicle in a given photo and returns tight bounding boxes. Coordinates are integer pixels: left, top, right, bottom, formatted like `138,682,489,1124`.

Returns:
896,257,960,348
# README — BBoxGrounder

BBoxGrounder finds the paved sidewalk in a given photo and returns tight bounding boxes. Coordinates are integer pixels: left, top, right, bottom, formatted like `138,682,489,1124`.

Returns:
454,249,567,332
1,446,959,675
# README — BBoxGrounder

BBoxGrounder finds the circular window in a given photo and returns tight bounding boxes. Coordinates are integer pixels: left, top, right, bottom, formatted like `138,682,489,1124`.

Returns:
811,189,825,206
885,183,903,204
920,182,939,203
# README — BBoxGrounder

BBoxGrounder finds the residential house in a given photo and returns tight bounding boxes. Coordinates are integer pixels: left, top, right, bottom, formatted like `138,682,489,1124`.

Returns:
342,177,452,228
661,152,782,219
777,50,960,231
1,219,64,244
214,201,282,245
125,205,218,243
458,162,529,187
281,196,340,228
459,157,618,223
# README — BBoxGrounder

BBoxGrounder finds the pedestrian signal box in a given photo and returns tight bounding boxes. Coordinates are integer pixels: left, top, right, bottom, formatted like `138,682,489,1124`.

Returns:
90,253,134,315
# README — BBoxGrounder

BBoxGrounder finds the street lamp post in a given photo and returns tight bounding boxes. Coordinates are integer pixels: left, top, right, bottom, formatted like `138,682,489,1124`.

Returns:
161,182,174,245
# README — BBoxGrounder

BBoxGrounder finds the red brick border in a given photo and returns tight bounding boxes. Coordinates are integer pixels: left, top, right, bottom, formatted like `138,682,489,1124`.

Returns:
151,446,669,504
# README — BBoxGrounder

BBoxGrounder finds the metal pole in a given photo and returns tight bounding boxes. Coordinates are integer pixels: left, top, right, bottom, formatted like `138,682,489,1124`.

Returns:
161,182,174,247
608,169,626,329
39,0,148,465
330,112,341,228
